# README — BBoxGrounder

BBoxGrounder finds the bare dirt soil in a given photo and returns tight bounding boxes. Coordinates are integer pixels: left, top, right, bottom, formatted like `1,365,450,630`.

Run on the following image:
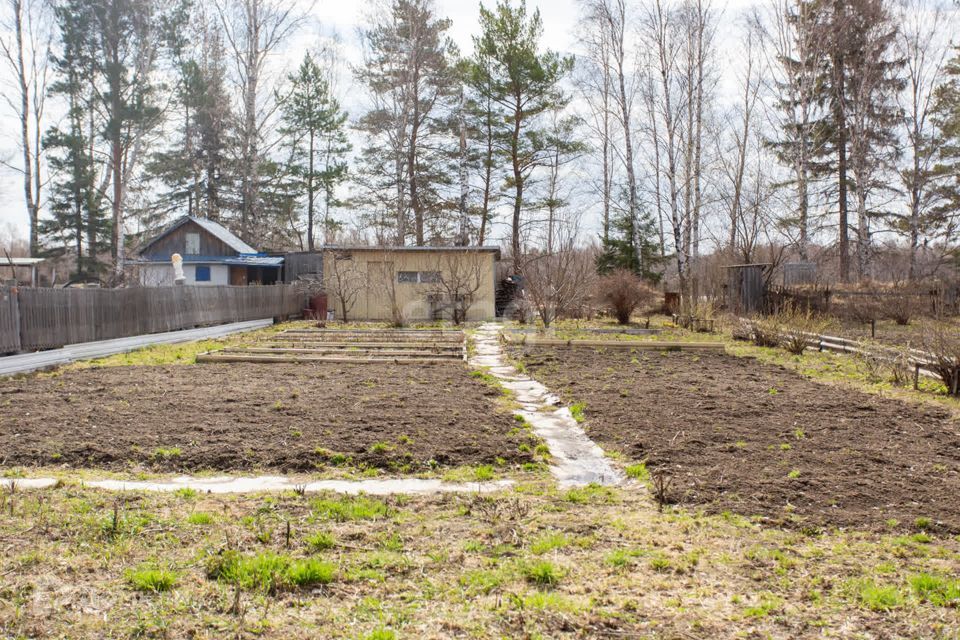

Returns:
511,346,960,531
1,362,535,472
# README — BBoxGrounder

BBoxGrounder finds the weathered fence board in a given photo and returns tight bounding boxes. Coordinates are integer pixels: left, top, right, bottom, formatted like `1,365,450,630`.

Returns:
0,287,21,353
12,285,300,351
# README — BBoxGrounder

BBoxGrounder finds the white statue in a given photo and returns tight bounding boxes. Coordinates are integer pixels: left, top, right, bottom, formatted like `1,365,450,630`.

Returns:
171,253,186,285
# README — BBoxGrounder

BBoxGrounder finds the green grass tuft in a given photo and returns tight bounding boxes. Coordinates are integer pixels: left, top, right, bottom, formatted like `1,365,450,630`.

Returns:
625,462,649,482
126,566,177,593
305,531,336,551
206,551,335,592
909,573,960,607
186,512,214,525
569,402,587,423
522,560,563,586
311,495,391,522
530,531,570,555
852,578,902,611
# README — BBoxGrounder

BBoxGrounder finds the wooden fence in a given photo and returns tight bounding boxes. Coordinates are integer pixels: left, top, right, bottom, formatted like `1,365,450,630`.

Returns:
0,287,20,352
0,285,302,352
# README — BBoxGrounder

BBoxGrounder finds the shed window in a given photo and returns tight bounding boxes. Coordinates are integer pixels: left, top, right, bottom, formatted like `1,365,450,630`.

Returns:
195,265,211,282
185,232,200,255
397,271,441,284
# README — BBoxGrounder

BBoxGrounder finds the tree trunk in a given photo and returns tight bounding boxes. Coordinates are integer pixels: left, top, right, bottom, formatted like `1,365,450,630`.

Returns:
307,129,315,251
510,94,523,270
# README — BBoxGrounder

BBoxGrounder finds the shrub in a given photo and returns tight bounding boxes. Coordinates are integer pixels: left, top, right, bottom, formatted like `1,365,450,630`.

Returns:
875,287,915,325
596,269,658,325
920,320,960,395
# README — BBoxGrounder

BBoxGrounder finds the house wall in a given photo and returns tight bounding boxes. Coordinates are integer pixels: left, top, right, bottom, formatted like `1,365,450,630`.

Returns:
322,250,497,321
141,221,237,261
138,263,229,287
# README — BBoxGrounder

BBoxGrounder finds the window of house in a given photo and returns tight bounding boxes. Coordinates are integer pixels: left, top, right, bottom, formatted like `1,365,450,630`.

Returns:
185,232,200,255
419,271,441,283
398,271,419,283
195,265,211,282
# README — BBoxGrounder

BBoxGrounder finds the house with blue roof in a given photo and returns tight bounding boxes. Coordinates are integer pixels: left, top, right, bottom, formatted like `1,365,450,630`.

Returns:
134,216,283,286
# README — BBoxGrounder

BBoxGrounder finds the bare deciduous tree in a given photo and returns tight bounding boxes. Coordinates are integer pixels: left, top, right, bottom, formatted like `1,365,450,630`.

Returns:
428,250,486,325
325,251,366,322
521,224,597,327
0,0,50,258
216,0,304,242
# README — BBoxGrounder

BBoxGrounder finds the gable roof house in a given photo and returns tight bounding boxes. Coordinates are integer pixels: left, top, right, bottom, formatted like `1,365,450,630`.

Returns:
133,216,283,287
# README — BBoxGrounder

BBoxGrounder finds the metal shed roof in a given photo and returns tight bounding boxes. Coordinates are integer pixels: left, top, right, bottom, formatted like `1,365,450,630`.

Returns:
320,245,502,260
139,216,258,256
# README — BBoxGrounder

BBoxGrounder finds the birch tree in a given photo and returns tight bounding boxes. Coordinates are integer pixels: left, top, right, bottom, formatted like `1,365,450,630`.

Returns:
0,0,50,258
216,0,302,243
893,0,953,280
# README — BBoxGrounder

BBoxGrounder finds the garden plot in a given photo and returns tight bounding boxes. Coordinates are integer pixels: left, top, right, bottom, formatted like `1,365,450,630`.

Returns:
196,328,466,364
509,345,960,532
0,360,537,473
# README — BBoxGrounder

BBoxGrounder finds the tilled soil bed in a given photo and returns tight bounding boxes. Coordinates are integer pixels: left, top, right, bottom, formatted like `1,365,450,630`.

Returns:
1,362,535,472
510,346,960,531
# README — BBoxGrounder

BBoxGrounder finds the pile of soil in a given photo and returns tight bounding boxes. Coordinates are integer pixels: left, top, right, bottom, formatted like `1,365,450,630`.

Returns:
1,362,535,472
512,346,960,531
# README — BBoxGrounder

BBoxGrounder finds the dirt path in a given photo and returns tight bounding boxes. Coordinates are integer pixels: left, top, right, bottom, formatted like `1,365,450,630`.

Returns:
469,324,621,487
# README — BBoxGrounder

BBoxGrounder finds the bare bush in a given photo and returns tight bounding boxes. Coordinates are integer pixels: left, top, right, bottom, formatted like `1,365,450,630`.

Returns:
875,288,914,326
840,292,882,325
429,251,487,325
749,304,833,355
521,244,596,328
920,320,960,395
596,269,658,324
748,315,783,348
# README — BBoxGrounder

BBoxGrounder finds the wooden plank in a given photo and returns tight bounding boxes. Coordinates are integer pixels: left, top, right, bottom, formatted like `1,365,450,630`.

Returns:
196,352,455,365
222,347,463,358
501,334,726,351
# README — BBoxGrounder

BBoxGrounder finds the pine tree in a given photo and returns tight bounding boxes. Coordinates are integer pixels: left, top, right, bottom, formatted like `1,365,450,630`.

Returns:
931,46,960,247
41,0,109,277
90,0,163,275
279,53,351,250
813,0,904,282
468,0,573,267
355,0,458,245
596,204,662,283
148,2,234,225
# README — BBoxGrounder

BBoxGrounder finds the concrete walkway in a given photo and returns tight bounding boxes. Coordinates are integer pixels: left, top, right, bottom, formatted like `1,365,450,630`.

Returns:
469,323,622,487
0,318,273,376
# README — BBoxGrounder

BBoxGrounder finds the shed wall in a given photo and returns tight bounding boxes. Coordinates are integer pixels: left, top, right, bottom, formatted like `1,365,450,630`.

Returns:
322,250,496,321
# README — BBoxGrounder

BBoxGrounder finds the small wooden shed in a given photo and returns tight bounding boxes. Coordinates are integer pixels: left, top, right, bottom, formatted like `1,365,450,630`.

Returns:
726,263,769,316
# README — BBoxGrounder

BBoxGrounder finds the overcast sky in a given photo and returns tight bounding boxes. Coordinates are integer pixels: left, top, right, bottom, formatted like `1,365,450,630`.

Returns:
0,0,758,244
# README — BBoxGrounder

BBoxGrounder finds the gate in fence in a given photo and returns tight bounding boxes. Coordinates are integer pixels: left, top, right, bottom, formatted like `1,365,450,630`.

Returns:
0,284,301,353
